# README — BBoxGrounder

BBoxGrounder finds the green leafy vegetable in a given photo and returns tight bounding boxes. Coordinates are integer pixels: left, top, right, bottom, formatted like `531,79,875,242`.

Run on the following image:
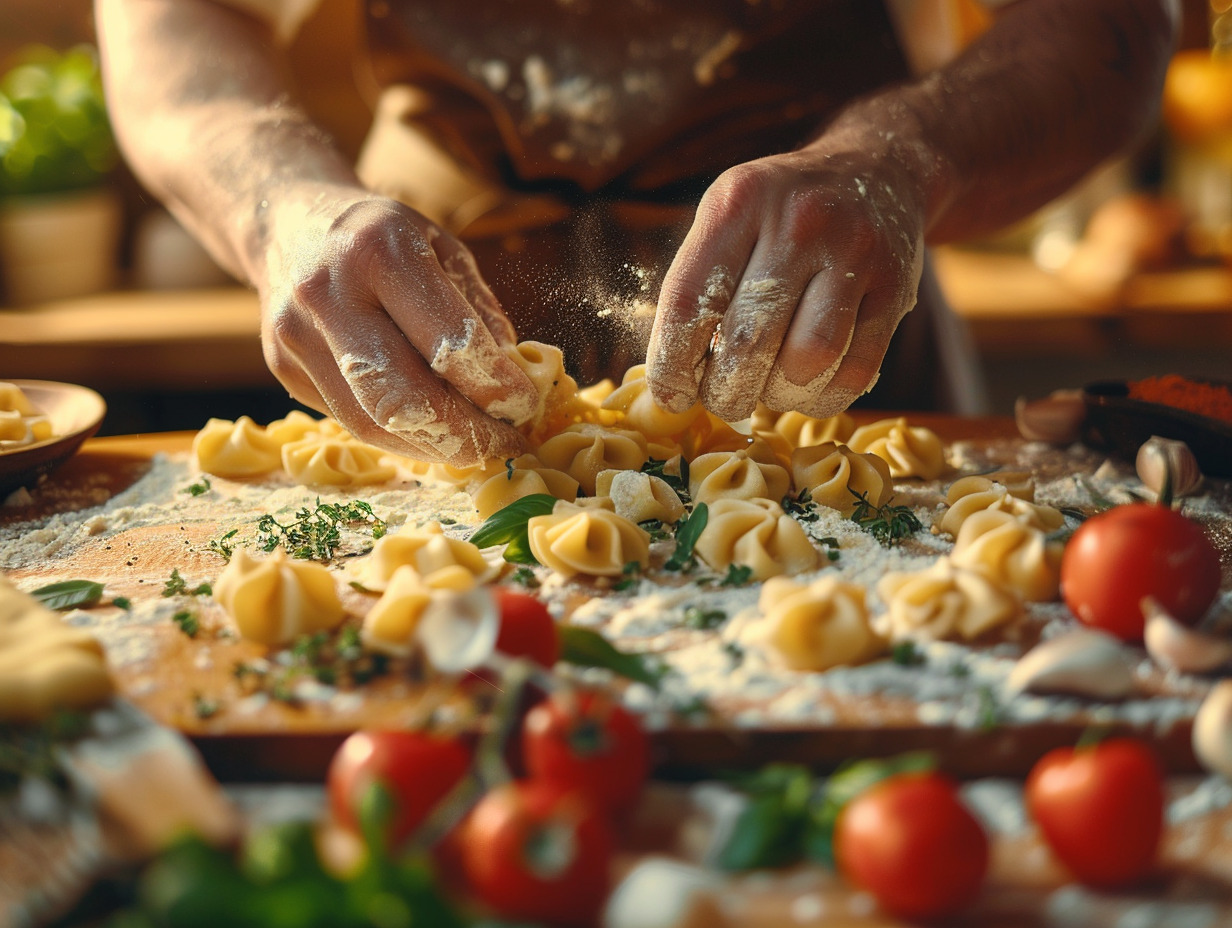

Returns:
558,625,666,690
468,493,557,565
29,579,104,611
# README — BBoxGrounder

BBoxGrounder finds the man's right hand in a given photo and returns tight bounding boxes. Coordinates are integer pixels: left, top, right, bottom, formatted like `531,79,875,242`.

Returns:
259,187,539,466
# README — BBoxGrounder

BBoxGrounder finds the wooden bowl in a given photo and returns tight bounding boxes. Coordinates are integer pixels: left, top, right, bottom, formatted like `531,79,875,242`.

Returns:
0,380,106,497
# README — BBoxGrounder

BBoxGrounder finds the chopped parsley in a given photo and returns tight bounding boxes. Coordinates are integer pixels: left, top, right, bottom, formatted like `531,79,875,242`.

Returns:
182,476,212,497
171,609,200,638
162,569,212,598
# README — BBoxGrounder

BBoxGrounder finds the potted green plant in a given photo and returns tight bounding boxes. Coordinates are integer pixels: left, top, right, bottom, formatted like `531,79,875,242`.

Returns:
0,43,122,305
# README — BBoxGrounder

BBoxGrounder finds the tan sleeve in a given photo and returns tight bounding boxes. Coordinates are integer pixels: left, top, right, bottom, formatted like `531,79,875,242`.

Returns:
211,0,323,42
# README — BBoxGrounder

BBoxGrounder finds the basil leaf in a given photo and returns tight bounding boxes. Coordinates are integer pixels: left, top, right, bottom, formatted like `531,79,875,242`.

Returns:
558,625,665,690
30,580,104,611
468,494,557,564
716,792,800,871
664,502,708,571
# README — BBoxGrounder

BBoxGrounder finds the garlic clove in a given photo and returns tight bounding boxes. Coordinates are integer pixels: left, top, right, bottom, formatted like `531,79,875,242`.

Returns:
416,587,499,673
1136,435,1204,500
1142,597,1232,674
1014,390,1087,444
1192,679,1232,779
1005,628,1137,700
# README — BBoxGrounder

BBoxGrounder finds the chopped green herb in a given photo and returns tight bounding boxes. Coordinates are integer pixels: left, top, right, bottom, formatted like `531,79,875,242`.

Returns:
817,536,842,562
664,502,708,572
182,476,212,496
848,490,922,546
172,610,200,638
719,563,754,587
782,487,820,522
162,568,212,598
257,499,387,561
975,685,1001,731
30,580,104,611
505,457,516,480
111,596,132,611
890,640,925,666
508,566,541,589
637,518,671,542
232,627,389,703
683,605,726,629
613,560,643,592
208,528,239,561
192,693,220,719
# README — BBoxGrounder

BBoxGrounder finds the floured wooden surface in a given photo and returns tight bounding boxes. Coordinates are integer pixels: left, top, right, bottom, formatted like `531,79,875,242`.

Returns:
1,425,1230,779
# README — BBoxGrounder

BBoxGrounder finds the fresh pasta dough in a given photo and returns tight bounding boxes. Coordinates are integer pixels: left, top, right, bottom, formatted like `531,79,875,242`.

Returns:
534,424,649,496
471,454,580,520
352,522,499,592
281,437,397,487
689,449,792,506
847,417,947,480
360,565,436,657
0,574,114,722
949,509,1063,602
694,498,820,581
756,575,886,672
214,549,345,646
192,416,284,478
790,441,895,516
876,560,1021,642
527,500,651,579
595,469,686,525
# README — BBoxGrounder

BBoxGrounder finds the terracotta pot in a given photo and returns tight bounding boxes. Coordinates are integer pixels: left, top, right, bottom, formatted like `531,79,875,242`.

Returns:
0,187,122,305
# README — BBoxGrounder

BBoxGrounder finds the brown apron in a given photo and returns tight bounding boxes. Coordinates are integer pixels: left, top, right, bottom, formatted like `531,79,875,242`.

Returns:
355,0,984,411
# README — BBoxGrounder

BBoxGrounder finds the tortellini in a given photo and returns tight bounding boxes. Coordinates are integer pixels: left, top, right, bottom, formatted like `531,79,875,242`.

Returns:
751,405,855,452
757,575,886,671
601,364,705,439
689,449,792,506
353,522,499,592
847,417,947,480
694,498,820,581
281,437,397,487
471,454,579,520
534,424,649,496
791,441,895,516
527,500,651,579
214,549,345,646
595,469,686,525
875,560,1021,643
264,410,348,446
0,574,114,722
949,509,1063,602
506,341,587,440
0,383,53,450
360,565,435,657
938,477,1064,538
192,416,283,478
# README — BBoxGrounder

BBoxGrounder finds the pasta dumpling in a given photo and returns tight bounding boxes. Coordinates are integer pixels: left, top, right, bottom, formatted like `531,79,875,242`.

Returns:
875,560,1021,643
281,437,397,487
595,469,686,525
847,417,947,480
527,500,651,579
757,575,886,671
360,565,435,657
751,405,855,452
264,410,349,446
506,341,587,440
471,454,580,520
689,449,791,506
353,522,499,592
694,498,820,581
791,442,894,516
938,479,1064,538
949,509,1063,602
534,424,649,496
601,364,705,439
214,549,345,646
193,416,283,478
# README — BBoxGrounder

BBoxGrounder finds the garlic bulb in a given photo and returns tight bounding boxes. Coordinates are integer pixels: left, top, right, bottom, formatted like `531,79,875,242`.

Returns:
1192,680,1232,779
1136,436,1203,500
1142,597,1232,674
1014,390,1086,444
1005,628,1137,700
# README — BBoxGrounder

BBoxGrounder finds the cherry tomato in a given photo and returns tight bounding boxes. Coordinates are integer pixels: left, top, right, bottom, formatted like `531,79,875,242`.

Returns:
522,688,650,813
492,587,560,668
834,771,989,920
327,730,471,850
458,779,613,926
1061,501,1221,642
1025,737,1164,888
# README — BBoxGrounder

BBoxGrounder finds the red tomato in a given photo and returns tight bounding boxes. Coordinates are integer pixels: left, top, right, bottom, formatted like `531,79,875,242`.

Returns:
458,779,613,926
522,689,650,812
834,771,989,920
327,730,471,849
1026,737,1164,888
1061,502,1221,642
493,587,560,668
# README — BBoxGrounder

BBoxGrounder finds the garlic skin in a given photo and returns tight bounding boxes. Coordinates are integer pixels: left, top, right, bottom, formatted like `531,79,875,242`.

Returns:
1192,680,1232,779
1014,390,1086,444
1142,597,1232,674
1136,436,1203,500
1005,628,1137,700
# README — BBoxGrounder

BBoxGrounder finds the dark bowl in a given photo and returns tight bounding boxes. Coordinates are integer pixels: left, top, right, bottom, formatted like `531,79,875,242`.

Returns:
0,381,107,497
1081,378,1232,478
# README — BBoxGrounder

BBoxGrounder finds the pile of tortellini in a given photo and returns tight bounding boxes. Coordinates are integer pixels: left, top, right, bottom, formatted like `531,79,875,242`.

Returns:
0,382,55,452
199,342,1068,675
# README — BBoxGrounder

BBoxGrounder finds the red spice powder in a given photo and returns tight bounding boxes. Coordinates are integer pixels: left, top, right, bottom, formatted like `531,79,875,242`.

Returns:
1128,374,1232,425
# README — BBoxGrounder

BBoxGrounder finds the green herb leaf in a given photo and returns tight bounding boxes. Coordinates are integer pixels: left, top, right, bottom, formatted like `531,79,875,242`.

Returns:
683,605,726,629
715,764,817,871
890,640,925,666
183,476,212,496
256,499,386,561
508,566,541,589
782,487,820,522
172,610,200,638
848,490,922,546
559,625,665,690
664,502,708,572
30,580,104,611
718,564,754,587
162,568,211,598
469,494,557,565
112,596,132,611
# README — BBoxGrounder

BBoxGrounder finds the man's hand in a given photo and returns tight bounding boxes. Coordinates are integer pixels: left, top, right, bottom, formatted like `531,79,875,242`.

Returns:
260,187,539,465
646,140,925,422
